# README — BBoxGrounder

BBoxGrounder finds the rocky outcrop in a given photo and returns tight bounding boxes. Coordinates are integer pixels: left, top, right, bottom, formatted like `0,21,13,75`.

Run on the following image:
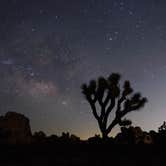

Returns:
0,112,32,144
115,126,153,144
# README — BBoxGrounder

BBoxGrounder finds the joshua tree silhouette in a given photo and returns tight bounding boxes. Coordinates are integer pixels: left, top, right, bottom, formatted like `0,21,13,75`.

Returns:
81,73,147,139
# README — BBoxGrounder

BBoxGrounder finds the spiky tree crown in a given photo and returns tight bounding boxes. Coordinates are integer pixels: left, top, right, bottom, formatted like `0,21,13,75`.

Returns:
81,73,147,137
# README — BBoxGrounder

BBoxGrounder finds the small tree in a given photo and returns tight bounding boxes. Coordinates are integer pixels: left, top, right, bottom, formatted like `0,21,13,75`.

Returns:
81,73,147,139
158,121,166,135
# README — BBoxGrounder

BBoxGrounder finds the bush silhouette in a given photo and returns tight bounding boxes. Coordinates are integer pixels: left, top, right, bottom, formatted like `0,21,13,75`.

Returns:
158,121,166,144
81,73,147,139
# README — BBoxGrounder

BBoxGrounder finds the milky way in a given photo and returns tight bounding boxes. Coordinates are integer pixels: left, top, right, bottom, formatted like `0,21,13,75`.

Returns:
1,0,166,139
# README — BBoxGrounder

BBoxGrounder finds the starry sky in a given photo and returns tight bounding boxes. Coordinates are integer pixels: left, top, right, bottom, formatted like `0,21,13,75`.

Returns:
1,0,166,139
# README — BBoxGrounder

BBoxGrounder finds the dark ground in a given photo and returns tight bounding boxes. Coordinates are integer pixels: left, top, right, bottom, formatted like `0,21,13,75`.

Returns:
0,144,165,166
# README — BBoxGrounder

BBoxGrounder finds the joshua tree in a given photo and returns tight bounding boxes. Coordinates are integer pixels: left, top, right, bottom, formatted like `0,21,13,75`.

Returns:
81,73,147,139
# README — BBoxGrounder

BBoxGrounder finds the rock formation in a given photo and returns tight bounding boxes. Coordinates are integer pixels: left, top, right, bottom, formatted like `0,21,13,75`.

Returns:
0,112,32,144
115,126,153,144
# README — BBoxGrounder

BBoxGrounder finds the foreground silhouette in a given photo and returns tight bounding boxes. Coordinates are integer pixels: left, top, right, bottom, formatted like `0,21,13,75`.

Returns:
81,73,147,139
1,111,166,145
0,112,166,165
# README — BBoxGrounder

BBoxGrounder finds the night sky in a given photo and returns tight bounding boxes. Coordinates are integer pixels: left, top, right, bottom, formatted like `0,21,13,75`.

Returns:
1,0,166,139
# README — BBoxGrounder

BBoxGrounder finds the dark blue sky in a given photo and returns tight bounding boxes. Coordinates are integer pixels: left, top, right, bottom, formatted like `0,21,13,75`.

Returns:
1,0,166,139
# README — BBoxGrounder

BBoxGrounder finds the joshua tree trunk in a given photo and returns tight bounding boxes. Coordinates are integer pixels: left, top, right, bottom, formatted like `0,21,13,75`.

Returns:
102,131,108,140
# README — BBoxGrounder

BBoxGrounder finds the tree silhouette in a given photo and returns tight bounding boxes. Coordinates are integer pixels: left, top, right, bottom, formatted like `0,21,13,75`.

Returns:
158,121,166,144
81,73,147,139
158,121,166,134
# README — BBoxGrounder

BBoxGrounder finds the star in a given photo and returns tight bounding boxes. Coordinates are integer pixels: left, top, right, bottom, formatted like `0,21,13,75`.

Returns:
62,101,68,106
109,37,113,41
31,28,36,32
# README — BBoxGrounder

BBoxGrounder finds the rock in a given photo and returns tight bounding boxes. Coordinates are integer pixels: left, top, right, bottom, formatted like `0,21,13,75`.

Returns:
115,126,153,144
0,112,32,144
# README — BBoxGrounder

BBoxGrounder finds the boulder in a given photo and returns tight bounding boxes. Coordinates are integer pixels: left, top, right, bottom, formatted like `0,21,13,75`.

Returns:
115,126,153,144
0,112,32,144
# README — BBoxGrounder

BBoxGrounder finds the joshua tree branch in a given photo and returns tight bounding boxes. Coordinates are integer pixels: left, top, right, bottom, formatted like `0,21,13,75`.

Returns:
87,97,100,121
102,97,115,129
106,117,119,134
